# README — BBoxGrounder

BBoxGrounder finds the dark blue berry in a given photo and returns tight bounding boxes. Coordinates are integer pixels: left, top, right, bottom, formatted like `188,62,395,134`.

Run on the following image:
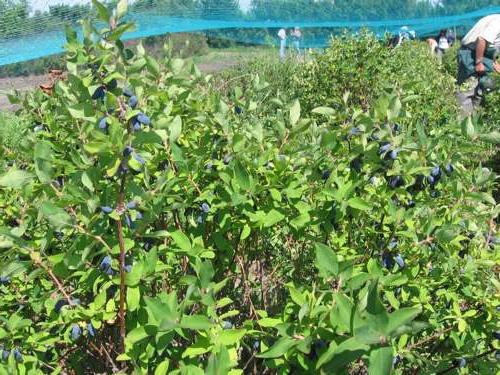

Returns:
0,276,10,285
426,175,435,186
124,265,132,273
135,212,143,220
123,146,133,157
128,95,138,108
430,190,440,198
388,149,400,160
445,164,454,174
133,122,142,132
455,358,466,368
379,142,392,154
55,299,68,313
235,106,242,114
101,206,113,214
322,170,331,180
92,86,106,100
392,354,402,367
126,201,136,209
431,166,442,179
382,254,394,269
206,162,214,171
350,157,362,172
106,79,117,90
221,320,233,330
2,350,9,361
99,256,112,273
392,123,401,133
201,203,210,213
389,240,398,250
71,324,82,340
494,331,500,340
389,175,404,189
12,349,22,363
407,200,416,208
197,215,204,224
87,322,96,337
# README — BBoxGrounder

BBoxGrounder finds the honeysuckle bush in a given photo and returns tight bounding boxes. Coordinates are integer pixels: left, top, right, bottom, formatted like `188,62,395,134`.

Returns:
0,3,499,374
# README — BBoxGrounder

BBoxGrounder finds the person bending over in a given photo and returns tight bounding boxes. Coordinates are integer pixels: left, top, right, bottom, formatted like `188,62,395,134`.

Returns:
457,14,500,92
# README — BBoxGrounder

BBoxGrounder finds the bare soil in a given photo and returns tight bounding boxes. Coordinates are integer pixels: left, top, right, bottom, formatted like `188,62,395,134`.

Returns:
0,61,239,111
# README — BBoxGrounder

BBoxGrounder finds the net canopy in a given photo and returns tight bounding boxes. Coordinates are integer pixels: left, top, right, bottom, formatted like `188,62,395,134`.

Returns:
0,0,499,66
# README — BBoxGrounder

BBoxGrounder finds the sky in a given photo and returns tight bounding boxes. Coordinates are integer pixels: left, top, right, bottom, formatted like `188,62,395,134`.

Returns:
29,0,253,14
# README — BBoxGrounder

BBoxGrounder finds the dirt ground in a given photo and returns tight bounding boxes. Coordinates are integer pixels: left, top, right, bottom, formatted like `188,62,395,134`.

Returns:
0,61,239,111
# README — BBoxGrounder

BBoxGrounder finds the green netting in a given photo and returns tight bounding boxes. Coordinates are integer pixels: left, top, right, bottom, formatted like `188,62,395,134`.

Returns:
0,0,499,66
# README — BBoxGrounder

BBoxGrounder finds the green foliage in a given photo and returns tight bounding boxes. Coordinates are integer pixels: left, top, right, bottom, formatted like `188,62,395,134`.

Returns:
0,2,498,374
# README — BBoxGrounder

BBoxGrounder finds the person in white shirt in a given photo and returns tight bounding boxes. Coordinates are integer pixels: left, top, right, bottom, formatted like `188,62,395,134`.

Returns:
278,28,287,61
457,14,500,84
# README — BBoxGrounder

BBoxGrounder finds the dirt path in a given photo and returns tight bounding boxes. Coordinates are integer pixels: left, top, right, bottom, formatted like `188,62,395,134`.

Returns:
0,61,239,111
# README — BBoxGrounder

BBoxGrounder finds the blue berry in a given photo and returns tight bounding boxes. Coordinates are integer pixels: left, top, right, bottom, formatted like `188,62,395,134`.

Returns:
389,240,398,250
98,117,107,129
70,324,82,340
494,331,500,340
135,212,143,220
106,79,117,90
137,113,151,126
87,322,96,337
12,349,22,363
133,154,145,165
431,166,442,179
221,320,233,330
407,200,416,208
379,142,392,154
388,149,399,160
34,125,44,132
128,95,138,108
426,175,435,186
0,276,10,285
2,350,10,361
235,106,242,114
456,358,466,368
197,215,204,224
126,201,136,209
322,170,331,180
395,254,405,268
392,123,401,133
206,162,214,171
348,127,362,136
389,175,404,189
445,164,454,174
55,299,68,313
382,254,393,269
201,203,210,213
392,354,402,367
123,87,134,97
123,146,133,157
92,86,106,100
124,265,132,273
101,206,113,214
99,256,112,272
133,122,142,132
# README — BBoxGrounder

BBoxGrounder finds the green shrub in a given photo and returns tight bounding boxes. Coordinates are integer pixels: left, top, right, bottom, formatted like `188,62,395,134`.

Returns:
0,3,498,374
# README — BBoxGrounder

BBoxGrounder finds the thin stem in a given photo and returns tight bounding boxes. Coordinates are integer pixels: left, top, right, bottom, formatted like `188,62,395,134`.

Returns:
116,175,127,355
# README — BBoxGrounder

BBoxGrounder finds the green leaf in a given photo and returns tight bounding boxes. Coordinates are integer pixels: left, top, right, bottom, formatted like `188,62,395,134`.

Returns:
81,172,95,192
0,169,34,188
170,230,191,251
180,315,213,330
169,115,182,144
116,0,128,19
315,243,339,278
68,103,94,121
312,106,335,116
217,329,246,346
125,263,143,287
347,197,371,211
127,287,140,311
92,0,110,22
289,99,301,126
256,336,297,359
461,117,475,138
34,142,53,183
257,318,282,328
40,202,72,229
263,209,285,227
385,306,422,336
477,131,500,144
368,347,393,375
233,161,251,191
317,337,369,370
154,360,170,375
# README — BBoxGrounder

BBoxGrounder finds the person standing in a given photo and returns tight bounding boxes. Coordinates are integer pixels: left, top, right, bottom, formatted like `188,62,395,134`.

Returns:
278,28,287,61
291,27,302,56
457,14,500,105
